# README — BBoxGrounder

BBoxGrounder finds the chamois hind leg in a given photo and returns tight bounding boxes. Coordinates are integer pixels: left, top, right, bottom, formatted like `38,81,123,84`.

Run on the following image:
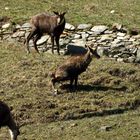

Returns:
55,35,60,55
33,33,43,53
51,35,55,54
26,28,38,54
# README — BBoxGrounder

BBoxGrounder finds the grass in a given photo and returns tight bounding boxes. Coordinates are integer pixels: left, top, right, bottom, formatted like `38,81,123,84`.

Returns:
0,42,140,139
1,0,140,28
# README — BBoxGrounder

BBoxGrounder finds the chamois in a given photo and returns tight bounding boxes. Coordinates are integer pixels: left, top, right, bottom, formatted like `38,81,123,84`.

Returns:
50,45,100,94
25,11,66,54
0,101,20,140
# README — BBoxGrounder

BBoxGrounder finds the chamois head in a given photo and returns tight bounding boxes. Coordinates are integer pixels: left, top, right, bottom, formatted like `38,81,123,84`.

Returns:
53,11,66,25
86,45,100,59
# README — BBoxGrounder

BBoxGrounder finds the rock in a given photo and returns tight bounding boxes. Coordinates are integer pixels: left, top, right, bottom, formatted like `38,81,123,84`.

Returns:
65,23,75,31
71,39,86,47
100,126,112,131
99,34,113,42
72,34,81,39
91,25,108,34
110,10,115,14
81,32,89,40
112,23,122,31
15,24,21,29
117,32,126,37
117,58,124,62
22,23,32,28
77,24,92,30
12,31,25,38
127,56,136,63
36,35,49,45
136,48,140,60
2,23,11,29
97,46,110,56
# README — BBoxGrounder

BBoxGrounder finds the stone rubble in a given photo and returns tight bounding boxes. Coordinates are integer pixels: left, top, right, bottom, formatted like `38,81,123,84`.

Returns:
1,21,140,63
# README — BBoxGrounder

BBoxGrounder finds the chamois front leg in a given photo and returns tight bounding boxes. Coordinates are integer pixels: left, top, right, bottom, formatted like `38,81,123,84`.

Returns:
51,78,58,95
74,76,78,89
51,36,55,54
55,35,60,55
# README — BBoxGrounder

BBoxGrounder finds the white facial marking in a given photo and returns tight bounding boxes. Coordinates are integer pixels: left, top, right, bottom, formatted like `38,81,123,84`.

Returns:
57,17,61,25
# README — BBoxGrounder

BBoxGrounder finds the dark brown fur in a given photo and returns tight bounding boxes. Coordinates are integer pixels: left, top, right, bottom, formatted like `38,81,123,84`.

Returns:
25,11,66,54
0,101,20,140
50,45,100,94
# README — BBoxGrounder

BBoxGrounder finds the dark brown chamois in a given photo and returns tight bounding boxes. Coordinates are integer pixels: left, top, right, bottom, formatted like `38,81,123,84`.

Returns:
25,11,66,54
50,45,100,94
0,101,20,140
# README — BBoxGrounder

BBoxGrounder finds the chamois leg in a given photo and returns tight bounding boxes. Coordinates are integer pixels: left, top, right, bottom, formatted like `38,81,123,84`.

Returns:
70,78,74,88
26,28,38,54
74,76,78,89
33,33,42,53
55,35,60,55
51,78,58,95
51,36,55,54
8,117,20,140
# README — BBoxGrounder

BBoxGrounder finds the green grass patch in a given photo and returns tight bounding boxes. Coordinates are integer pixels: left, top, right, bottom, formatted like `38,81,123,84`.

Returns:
1,0,140,28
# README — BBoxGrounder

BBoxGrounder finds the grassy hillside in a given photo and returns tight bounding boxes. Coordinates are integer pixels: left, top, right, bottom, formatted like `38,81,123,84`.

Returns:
1,0,140,28
0,42,140,139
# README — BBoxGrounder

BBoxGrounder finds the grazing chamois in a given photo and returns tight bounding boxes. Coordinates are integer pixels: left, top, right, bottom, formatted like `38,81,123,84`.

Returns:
25,11,66,54
0,101,20,140
50,45,100,94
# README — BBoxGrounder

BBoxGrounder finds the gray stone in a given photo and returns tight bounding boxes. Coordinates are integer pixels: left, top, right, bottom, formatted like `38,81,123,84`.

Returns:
100,126,112,131
81,32,89,40
65,23,75,31
71,39,86,47
127,56,136,63
37,35,49,45
72,34,81,39
112,23,122,31
91,25,108,34
2,23,11,29
77,24,92,30
104,30,113,34
136,48,140,60
22,23,32,28
15,24,21,29
117,32,126,37
12,31,25,38
117,58,124,62
117,36,125,40
97,46,110,56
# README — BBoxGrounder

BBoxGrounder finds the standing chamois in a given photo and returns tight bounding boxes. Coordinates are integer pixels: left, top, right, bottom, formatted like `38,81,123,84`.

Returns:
0,101,20,140
25,11,66,54
50,45,100,94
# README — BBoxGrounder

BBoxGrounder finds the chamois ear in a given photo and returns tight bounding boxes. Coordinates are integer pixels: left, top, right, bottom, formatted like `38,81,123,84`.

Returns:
62,12,66,16
53,11,59,15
